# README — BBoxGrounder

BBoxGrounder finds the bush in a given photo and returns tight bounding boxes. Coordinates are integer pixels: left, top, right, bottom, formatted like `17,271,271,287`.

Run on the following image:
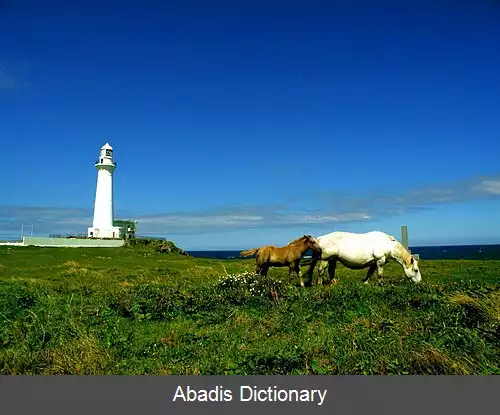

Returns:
214,271,295,305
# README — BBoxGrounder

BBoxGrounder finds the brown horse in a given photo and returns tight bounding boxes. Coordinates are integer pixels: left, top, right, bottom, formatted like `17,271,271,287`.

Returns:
240,234,322,287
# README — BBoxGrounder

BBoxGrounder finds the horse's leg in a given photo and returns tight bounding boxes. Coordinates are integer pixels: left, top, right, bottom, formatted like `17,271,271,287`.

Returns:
255,258,265,275
261,264,270,277
303,256,318,286
294,261,305,287
317,260,329,286
327,258,338,285
288,263,295,284
307,248,322,282
362,263,377,284
375,258,387,285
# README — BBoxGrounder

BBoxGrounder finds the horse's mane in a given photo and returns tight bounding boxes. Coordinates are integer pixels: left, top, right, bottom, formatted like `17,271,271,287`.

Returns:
388,234,412,266
288,235,308,245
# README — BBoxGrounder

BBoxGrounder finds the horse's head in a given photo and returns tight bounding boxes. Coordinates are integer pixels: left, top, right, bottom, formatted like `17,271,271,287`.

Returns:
403,256,422,283
303,234,322,253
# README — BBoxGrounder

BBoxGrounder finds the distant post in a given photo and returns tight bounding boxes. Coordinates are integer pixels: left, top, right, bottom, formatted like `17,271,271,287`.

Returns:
401,224,420,260
401,225,409,251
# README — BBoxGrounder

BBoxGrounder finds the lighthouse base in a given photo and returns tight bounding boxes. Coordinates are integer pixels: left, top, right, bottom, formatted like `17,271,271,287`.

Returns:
87,226,124,239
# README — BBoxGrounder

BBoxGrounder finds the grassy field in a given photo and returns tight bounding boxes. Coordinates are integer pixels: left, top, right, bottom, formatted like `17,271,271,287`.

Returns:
0,244,499,375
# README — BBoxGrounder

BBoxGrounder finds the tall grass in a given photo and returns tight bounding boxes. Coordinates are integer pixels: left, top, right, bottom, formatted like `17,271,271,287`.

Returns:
0,245,498,374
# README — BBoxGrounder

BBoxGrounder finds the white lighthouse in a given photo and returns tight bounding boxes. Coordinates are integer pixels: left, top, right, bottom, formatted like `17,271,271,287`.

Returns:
87,143,123,239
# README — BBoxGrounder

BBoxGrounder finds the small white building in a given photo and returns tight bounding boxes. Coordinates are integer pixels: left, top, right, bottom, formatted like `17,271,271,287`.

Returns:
88,143,124,239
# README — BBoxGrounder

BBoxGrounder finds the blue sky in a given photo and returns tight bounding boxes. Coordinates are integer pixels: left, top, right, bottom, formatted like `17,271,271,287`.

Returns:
1,1,499,250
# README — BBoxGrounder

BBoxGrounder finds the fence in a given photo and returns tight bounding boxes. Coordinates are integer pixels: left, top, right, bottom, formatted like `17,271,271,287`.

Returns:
22,236,125,248
49,233,89,239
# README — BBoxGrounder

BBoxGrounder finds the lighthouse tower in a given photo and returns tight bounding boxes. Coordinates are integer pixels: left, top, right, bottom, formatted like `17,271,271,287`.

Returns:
87,143,123,239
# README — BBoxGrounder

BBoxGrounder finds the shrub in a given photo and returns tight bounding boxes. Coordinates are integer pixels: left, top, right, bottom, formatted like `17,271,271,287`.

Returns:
214,271,294,305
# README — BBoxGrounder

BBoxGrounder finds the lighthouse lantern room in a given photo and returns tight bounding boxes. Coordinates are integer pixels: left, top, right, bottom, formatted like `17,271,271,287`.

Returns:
87,143,124,239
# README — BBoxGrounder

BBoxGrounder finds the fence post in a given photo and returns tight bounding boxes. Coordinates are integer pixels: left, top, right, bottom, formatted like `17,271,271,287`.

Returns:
401,225,420,260
401,225,409,251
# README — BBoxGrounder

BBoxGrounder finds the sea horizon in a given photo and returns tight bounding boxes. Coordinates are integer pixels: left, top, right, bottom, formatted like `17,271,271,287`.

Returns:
2,235,500,260
188,243,500,260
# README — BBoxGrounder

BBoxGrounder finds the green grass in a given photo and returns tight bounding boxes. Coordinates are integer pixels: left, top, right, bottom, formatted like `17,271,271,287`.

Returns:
0,245,499,375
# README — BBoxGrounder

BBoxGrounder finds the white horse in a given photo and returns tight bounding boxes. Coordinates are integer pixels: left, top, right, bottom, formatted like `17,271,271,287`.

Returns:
304,231,422,285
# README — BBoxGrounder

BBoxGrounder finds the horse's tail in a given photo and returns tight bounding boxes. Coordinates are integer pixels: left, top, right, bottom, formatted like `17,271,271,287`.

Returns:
240,248,260,257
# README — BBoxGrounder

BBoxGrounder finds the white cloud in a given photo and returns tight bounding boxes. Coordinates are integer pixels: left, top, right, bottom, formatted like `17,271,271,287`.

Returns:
475,179,500,195
132,209,373,235
1,173,499,240
0,206,92,239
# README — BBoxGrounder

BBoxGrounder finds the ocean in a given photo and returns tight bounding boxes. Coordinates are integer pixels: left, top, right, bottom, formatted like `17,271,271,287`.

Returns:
187,244,500,260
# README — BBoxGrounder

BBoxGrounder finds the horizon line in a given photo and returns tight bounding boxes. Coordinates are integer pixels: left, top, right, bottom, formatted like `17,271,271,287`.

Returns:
1,235,499,251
